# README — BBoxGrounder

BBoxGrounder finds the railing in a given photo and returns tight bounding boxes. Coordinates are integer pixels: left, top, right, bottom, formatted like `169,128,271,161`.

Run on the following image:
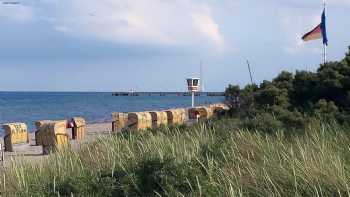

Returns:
112,92,225,96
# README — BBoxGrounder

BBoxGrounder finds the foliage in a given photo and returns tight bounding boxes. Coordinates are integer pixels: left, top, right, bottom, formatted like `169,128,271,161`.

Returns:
225,46,350,128
2,119,350,196
313,99,339,119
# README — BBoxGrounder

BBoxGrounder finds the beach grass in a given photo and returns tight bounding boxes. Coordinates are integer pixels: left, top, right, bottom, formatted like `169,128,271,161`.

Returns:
1,118,350,196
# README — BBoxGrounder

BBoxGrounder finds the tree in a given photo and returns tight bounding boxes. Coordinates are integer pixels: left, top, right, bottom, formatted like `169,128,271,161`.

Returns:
342,46,350,66
254,85,290,109
291,71,318,110
223,45,350,128
225,85,240,107
273,71,294,91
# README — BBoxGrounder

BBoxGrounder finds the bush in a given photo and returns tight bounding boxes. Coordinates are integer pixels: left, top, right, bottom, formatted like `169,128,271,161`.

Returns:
2,119,350,196
225,46,350,130
312,99,339,121
270,106,307,130
240,112,283,134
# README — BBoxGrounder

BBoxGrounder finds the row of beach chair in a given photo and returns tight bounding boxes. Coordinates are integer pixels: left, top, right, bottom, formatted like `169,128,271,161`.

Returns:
1,103,229,155
112,103,229,131
1,117,86,154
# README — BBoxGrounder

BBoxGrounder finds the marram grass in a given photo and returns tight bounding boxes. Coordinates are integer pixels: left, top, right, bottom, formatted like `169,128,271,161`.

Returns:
1,119,350,196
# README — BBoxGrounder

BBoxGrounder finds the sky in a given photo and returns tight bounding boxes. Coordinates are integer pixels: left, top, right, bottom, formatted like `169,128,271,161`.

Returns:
0,0,349,92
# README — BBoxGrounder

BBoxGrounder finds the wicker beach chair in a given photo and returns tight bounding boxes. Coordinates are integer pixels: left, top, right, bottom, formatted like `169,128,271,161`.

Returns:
2,123,29,152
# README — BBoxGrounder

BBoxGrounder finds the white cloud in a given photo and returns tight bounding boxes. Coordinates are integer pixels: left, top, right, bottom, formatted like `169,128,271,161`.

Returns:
53,25,70,33
279,6,324,54
0,4,34,22
34,0,226,51
329,0,350,6
192,12,225,49
270,0,349,54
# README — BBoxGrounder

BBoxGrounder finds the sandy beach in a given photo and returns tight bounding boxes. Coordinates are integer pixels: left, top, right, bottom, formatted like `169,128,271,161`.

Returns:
1,122,112,166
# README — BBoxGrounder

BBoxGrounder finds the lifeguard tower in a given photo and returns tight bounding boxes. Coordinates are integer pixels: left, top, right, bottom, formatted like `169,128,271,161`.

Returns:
186,78,200,107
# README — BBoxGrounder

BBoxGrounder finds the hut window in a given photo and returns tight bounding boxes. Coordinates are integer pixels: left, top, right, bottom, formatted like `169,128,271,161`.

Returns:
187,79,193,86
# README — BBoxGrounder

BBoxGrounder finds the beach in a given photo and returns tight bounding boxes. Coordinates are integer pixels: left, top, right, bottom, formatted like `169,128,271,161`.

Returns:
1,122,111,166
0,92,224,166
0,92,224,134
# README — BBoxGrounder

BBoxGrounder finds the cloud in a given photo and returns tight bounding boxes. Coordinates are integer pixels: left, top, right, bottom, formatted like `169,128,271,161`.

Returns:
32,0,226,51
268,0,350,55
0,3,34,22
324,0,350,6
192,12,224,49
277,3,327,55
265,0,350,8
281,13,318,54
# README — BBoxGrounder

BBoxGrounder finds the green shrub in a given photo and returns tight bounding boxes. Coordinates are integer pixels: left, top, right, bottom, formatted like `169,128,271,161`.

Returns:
225,46,350,130
240,112,283,134
312,99,339,121
2,119,350,196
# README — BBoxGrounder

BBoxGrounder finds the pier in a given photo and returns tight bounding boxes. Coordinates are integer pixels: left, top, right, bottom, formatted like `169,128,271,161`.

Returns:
111,92,225,97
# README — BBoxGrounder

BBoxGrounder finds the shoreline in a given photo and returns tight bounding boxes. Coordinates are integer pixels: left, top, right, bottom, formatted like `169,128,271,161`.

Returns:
0,120,113,137
0,92,224,136
0,103,228,165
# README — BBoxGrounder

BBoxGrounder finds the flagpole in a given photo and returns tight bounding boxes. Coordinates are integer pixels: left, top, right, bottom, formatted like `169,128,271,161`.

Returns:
324,43,327,65
323,0,327,65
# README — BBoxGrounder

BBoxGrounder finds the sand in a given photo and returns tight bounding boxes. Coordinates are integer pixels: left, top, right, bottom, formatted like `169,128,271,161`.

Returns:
0,118,200,167
0,122,112,166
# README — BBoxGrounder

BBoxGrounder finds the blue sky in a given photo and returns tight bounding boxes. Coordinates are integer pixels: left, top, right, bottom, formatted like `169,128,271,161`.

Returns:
0,0,349,91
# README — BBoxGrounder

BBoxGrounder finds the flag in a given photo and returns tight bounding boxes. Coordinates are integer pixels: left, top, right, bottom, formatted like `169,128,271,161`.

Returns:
302,9,328,45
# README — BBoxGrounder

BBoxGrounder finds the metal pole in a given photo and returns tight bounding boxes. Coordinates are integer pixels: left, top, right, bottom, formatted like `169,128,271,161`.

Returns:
323,0,327,65
200,61,204,92
191,92,195,107
246,60,254,85
324,44,327,65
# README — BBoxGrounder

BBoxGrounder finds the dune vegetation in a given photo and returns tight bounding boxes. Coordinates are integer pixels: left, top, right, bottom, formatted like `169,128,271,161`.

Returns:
225,46,350,133
1,118,350,196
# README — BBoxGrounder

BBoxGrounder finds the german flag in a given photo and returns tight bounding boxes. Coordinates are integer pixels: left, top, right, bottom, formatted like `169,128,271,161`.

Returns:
302,9,328,45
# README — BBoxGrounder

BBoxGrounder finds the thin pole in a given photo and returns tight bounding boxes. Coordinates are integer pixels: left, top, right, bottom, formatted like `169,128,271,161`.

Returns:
323,0,327,65
191,92,195,107
324,44,327,65
246,60,254,85
200,61,204,92
1,144,4,167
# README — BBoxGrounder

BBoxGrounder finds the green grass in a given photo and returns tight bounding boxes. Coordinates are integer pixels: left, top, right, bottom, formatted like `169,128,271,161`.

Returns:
1,118,350,196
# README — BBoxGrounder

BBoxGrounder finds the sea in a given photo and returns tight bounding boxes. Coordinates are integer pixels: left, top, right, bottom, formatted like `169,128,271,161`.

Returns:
0,92,224,134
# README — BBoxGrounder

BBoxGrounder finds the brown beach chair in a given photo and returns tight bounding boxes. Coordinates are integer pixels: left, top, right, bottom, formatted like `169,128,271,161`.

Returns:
37,120,70,154
127,112,152,130
2,123,29,152
165,108,186,125
72,117,86,141
34,120,53,146
149,111,168,128
112,112,128,132
188,106,213,120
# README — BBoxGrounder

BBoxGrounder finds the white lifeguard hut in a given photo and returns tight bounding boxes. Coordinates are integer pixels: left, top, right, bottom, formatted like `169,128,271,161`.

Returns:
186,78,200,107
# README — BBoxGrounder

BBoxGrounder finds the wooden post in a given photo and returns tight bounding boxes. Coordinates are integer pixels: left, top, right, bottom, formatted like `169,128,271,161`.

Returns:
0,142,4,166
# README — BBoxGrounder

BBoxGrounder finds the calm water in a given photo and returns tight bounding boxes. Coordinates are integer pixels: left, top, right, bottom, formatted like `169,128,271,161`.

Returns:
0,92,224,133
